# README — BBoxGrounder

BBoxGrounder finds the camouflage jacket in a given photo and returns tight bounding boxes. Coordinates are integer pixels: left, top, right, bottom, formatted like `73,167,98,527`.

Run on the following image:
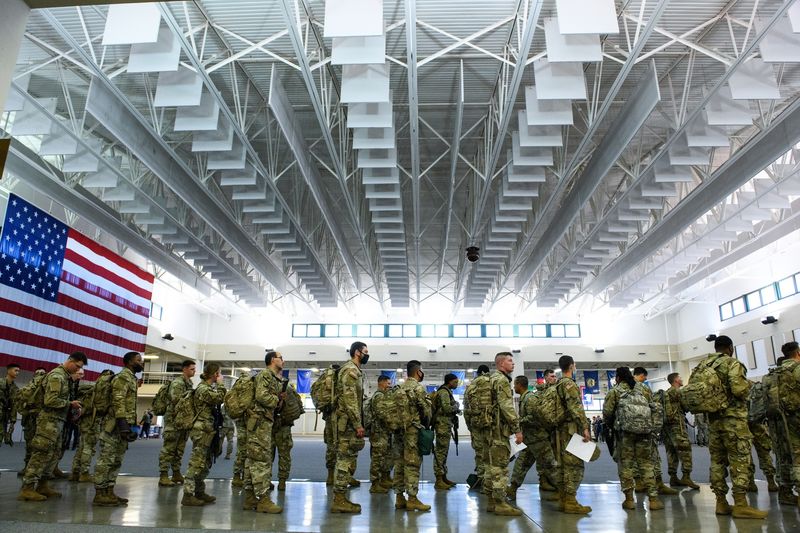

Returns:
490,370,520,435
166,375,193,422
556,376,589,432
603,381,652,424
253,368,282,422
104,367,138,432
710,354,751,419
335,360,364,430
41,365,73,420
0,378,19,425
194,381,226,430
433,387,457,427
370,389,390,432
664,387,685,425
401,377,431,427
518,389,536,429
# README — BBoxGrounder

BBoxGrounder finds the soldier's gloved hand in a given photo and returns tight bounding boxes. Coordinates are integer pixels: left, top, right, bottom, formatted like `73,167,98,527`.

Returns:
116,418,135,441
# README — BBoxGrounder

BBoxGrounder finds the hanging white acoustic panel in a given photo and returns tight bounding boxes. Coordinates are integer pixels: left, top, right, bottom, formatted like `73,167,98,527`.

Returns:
353,120,396,149
192,119,234,152
790,1,800,33
219,166,258,187
544,18,602,62
685,116,729,148
102,3,161,46
11,97,57,136
39,119,78,156
668,134,710,166
555,0,619,35
153,67,203,107
127,26,181,73
324,0,384,37
533,59,587,100
347,96,393,128
62,138,103,173
524,86,573,125
757,15,800,62
357,148,397,168
511,134,554,166
728,59,780,100
174,91,220,131
207,141,247,170
518,111,563,147
703,86,752,126
331,35,386,65
4,75,29,112
341,63,390,103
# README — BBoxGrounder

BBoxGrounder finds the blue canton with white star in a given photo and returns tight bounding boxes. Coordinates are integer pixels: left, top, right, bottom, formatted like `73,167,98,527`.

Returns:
0,194,67,301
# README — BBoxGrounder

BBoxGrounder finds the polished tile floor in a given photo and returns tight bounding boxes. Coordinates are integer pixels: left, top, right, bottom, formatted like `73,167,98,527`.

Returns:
0,474,797,532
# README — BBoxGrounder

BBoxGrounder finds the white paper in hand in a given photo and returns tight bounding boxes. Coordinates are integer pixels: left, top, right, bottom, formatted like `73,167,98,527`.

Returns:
509,435,527,459
565,433,596,462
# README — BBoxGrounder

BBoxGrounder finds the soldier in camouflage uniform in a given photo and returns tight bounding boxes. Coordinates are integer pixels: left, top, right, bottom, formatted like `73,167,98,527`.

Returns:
433,373,460,491
464,364,491,489
695,413,709,446
243,351,284,514
369,375,393,493
747,417,777,492
603,367,663,511
322,364,340,486
330,342,368,514
232,370,250,488
70,378,102,482
19,367,47,475
93,352,142,506
393,360,432,512
158,359,196,487
18,352,87,501
664,373,699,489
553,355,592,514
220,404,235,460
271,401,294,491
181,362,227,506
508,372,558,501
483,353,523,517
779,343,800,507
1,363,20,448
705,335,768,519
633,367,678,496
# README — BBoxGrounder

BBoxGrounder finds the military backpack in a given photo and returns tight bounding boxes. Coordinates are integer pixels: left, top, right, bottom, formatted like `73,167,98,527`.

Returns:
681,354,728,414
373,387,403,432
278,383,304,426
615,384,654,435
748,379,769,423
224,373,255,419
651,389,666,430
17,372,48,416
152,380,174,416
173,390,198,431
767,361,800,415
530,384,566,430
91,370,117,417
310,366,339,413
464,374,493,429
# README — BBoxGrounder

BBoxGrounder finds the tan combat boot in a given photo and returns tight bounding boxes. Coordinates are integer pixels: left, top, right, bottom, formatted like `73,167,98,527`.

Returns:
715,494,732,515
379,473,393,490
634,479,646,494
395,493,407,510
79,472,93,483
158,472,175,487
406,495,431,512
231,473,244,488
766,474,778,493
562,494,591,515
747,479,758,493
557,492,566,512
52,467,68,479
181,491,206,507
326,468,334,486
778,487,797,505
331,492,360,514
658,482,679,495
680,474,700,490
540,488,560,502
370,480,389,494
506,482,519,501
669,474,682,487
256,495,283,514
434,475,451,491
17,483,46,502
648,496,664,510
242,489,257,510
442,474,456,487
539,476,557,492
494,501,523,516
196,492,216,504
36,480,62,498
348,477,361,487
621,489,635,510
171,471,185,484
110,486,128,504
731,493,768,519
93,487,120,507
278,479,287,492
487,496,496,513
69,471,79,482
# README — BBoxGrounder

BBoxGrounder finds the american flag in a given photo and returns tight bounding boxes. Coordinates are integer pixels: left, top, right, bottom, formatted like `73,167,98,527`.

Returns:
0,193,154,380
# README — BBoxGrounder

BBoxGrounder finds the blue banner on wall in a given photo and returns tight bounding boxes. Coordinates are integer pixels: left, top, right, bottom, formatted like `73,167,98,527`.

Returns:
380,370,397,386
535,370,545,384
425,385,438,394
607,370,616,390
282,369,290,380
296,370,311,393
450,370,466,395
583,370,600,394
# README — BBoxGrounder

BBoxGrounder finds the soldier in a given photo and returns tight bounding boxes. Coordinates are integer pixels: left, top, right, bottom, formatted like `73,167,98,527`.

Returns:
604,367,663,511
664,372,699,489
19,367,47,476
464,364,491,489
92,352,142,506
243,351,284,514
18,351,87,501
70,376,102,482
158,359,196,487
482,353,523,517
322,364,341,486
220,404,235,460
553,355,592,514
695,413,709,446
1,363,20,447
271,382,295,492
182,362,226,506
433,373,460,491
747,411,778,493
705,335,768,519
330,342,368,514
778,343,800,507
369,375,393,494
231,371,250,489
632,367,677,497
508,372,559,501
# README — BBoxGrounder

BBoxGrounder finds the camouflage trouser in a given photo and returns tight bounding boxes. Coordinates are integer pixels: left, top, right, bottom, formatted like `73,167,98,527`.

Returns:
618,432,657,497
323,415,336,470
184,427,214,494
696,425,709,446
21,414,38,472
510,426,557,487
748,420,776,480
709,415,753,496
433,421,452,477
234,419,248,477
94,429,128,489
768,417,794,490
664,422,693,476
470,427,489,482
334,417,365,494
270,423,293,481
369,428,392,482
393,426,422,496
72,416,103,475
553,425,584,496
158,425,189,474
246,417,275,498
220,427,235,458
23,415,64,485
483,432,512,501
787,415,800,487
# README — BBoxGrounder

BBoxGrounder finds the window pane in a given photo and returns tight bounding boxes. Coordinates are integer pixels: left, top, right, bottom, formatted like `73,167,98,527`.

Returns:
517,324,532,337
778,276,796,298
388,325,402,337
720,302,733,321
467,324,482,337
337,324,352,337
402,324,417,337
550,324,566,338
419,324,435,337
356,324,369,337
500,324,514,337
731,297,746,316
565,324,580,338
485,324,500,337
307,324,321,337
326,325,339,337
453,324,467,337
292,324,307,337
746,291,761,310
370,324,384,337
760,285,777,305
531,324,547,338
435,324,449,337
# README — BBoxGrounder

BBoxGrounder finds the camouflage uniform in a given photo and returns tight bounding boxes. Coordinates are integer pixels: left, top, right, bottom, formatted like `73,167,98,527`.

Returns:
705,353,754,497
20,370,46,471
323,411,336,471
432,386,458,479
245,368,281,499
333,360,365,494
220,406,235,459
184,381,226,495
1,378,19,446
511,384,557,487
23,365,72,486
483,370,520,502
604,382,658,498
747,420,775,483
369,389,393,483
664,386,693,478
552,377,589,497
393,377,432,497
464,375,490,483
94,367,137,490
233,417,248,479
695,413,709,446
158,376,193,476
780,359,800,488
271,416,293,482
71,383,100,476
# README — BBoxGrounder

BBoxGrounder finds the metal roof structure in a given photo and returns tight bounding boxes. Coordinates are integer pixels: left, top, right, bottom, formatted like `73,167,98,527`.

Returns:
4,0,800,320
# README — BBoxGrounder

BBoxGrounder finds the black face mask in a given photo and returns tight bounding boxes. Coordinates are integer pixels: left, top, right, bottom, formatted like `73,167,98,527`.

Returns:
360,352,370,365
418,371,425,382
132,363,144,374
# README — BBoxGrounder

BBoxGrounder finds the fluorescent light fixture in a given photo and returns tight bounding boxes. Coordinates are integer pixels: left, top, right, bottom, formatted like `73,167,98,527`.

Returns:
239,367,251,372
310,367,320,373
142,355,159,360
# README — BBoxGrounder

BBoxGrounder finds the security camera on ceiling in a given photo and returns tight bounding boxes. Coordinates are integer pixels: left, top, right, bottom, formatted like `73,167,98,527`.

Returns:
466,246,480,263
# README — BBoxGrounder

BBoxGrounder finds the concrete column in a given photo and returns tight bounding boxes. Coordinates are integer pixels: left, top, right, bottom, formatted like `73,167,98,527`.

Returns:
0,0,30,113
512,350,525,380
